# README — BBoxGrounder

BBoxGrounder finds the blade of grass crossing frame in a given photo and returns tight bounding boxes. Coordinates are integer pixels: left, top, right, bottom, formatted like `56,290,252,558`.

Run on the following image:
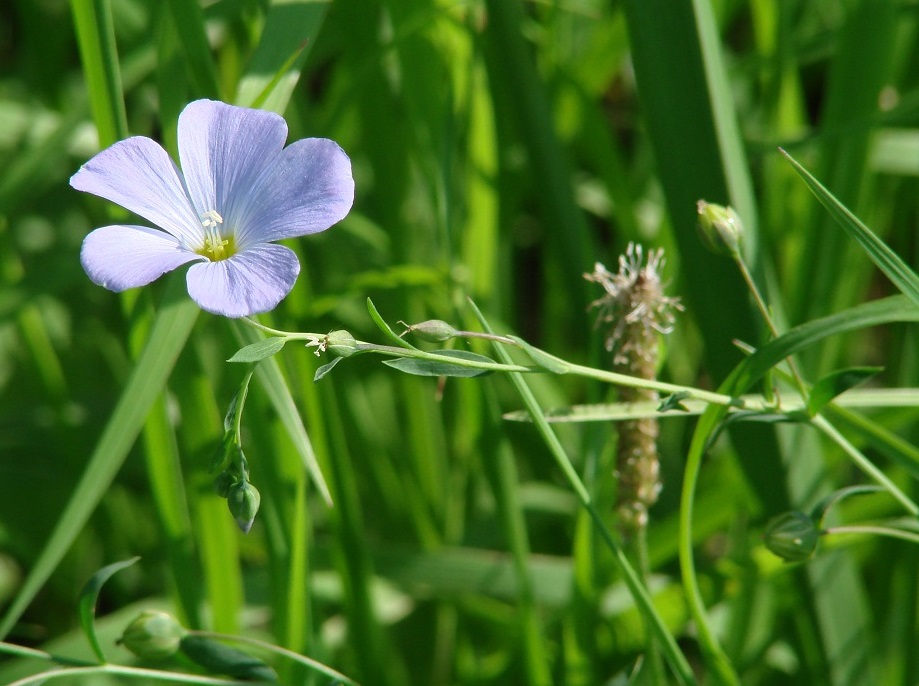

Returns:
782,149,919,309
789,1,897,328
70,0,128,144
0,274,198,638
235,0,330,112
468,300,697,686
166,0,220,99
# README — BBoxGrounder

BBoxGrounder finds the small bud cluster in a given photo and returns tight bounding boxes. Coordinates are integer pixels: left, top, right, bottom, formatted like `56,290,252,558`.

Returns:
585,243,682,533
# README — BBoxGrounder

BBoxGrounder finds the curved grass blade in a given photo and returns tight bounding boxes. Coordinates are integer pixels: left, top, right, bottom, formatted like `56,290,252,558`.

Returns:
79,557,140,663
0,275,198,639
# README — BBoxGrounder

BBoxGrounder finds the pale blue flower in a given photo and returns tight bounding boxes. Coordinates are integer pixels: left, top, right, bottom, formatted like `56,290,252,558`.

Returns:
72,99,354,317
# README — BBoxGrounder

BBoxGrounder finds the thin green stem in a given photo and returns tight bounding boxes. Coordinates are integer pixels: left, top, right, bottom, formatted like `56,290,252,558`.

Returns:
825,525,919,546
735,256,809,399
6,664,252,686
635,527,666,686
238,318,741,408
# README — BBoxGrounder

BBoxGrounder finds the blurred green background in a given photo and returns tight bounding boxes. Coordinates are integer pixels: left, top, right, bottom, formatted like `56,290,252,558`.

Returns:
1,0,919,684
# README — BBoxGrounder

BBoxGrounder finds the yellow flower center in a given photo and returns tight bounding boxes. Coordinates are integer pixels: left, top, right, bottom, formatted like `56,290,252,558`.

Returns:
196,210,236,261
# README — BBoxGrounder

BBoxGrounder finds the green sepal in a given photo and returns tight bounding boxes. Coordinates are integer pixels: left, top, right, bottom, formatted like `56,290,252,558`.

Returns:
383,350,495,378
227,337,286,363
79,557,141,663
806,366,883,417
179,634,278,681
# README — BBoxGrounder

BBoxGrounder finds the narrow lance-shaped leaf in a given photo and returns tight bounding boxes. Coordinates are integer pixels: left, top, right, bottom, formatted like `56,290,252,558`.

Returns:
806,366,882,417
227,337,286,363
782,148,919,309
383,350,496,378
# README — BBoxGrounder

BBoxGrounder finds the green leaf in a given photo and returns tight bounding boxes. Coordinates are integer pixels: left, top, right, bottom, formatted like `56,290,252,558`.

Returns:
806,366,883,416
79,557,141,663
782,149,919,309
367,298,416,349
314,356,343,381
179,634,277,681
383,350,495,378
227,337,286,363
234,0,329,114
658,392,692,413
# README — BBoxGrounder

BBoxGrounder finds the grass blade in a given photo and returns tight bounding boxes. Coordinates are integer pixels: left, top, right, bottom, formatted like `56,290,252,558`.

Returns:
0,275,198,638
69,0,128,144
782,149,919,309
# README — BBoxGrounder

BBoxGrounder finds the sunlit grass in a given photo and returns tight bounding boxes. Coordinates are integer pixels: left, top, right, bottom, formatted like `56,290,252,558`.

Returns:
1,1,919,685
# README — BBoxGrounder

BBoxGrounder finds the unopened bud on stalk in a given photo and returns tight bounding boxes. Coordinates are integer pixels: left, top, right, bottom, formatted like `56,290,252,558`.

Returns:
763,510,820,562
402,319,460,342
697,200,743,256
228,481,261,534
326,330,358,358
119,610,187,660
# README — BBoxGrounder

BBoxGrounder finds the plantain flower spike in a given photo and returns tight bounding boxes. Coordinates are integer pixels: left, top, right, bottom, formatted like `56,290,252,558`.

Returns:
585,244,682,533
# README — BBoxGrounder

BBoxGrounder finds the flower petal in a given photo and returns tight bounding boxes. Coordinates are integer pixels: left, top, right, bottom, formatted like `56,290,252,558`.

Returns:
177,100,288,222
185,243,300,318
81,225,202,292
70,137,204,250
234,138,354,247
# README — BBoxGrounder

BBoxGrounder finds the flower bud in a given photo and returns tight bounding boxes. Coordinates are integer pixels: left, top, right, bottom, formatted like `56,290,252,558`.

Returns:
696,200,743,256
763,511,820,562
119,610,186,660
404,319,460,342
228,481,261,534
326,329,358,358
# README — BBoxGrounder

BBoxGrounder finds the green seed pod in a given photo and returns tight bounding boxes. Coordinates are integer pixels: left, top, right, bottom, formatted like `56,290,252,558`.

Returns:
326,329,359,358
696,200,743,256
228,481,261,534
405,319,460,342
763,511,820,562
119,610,187,660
